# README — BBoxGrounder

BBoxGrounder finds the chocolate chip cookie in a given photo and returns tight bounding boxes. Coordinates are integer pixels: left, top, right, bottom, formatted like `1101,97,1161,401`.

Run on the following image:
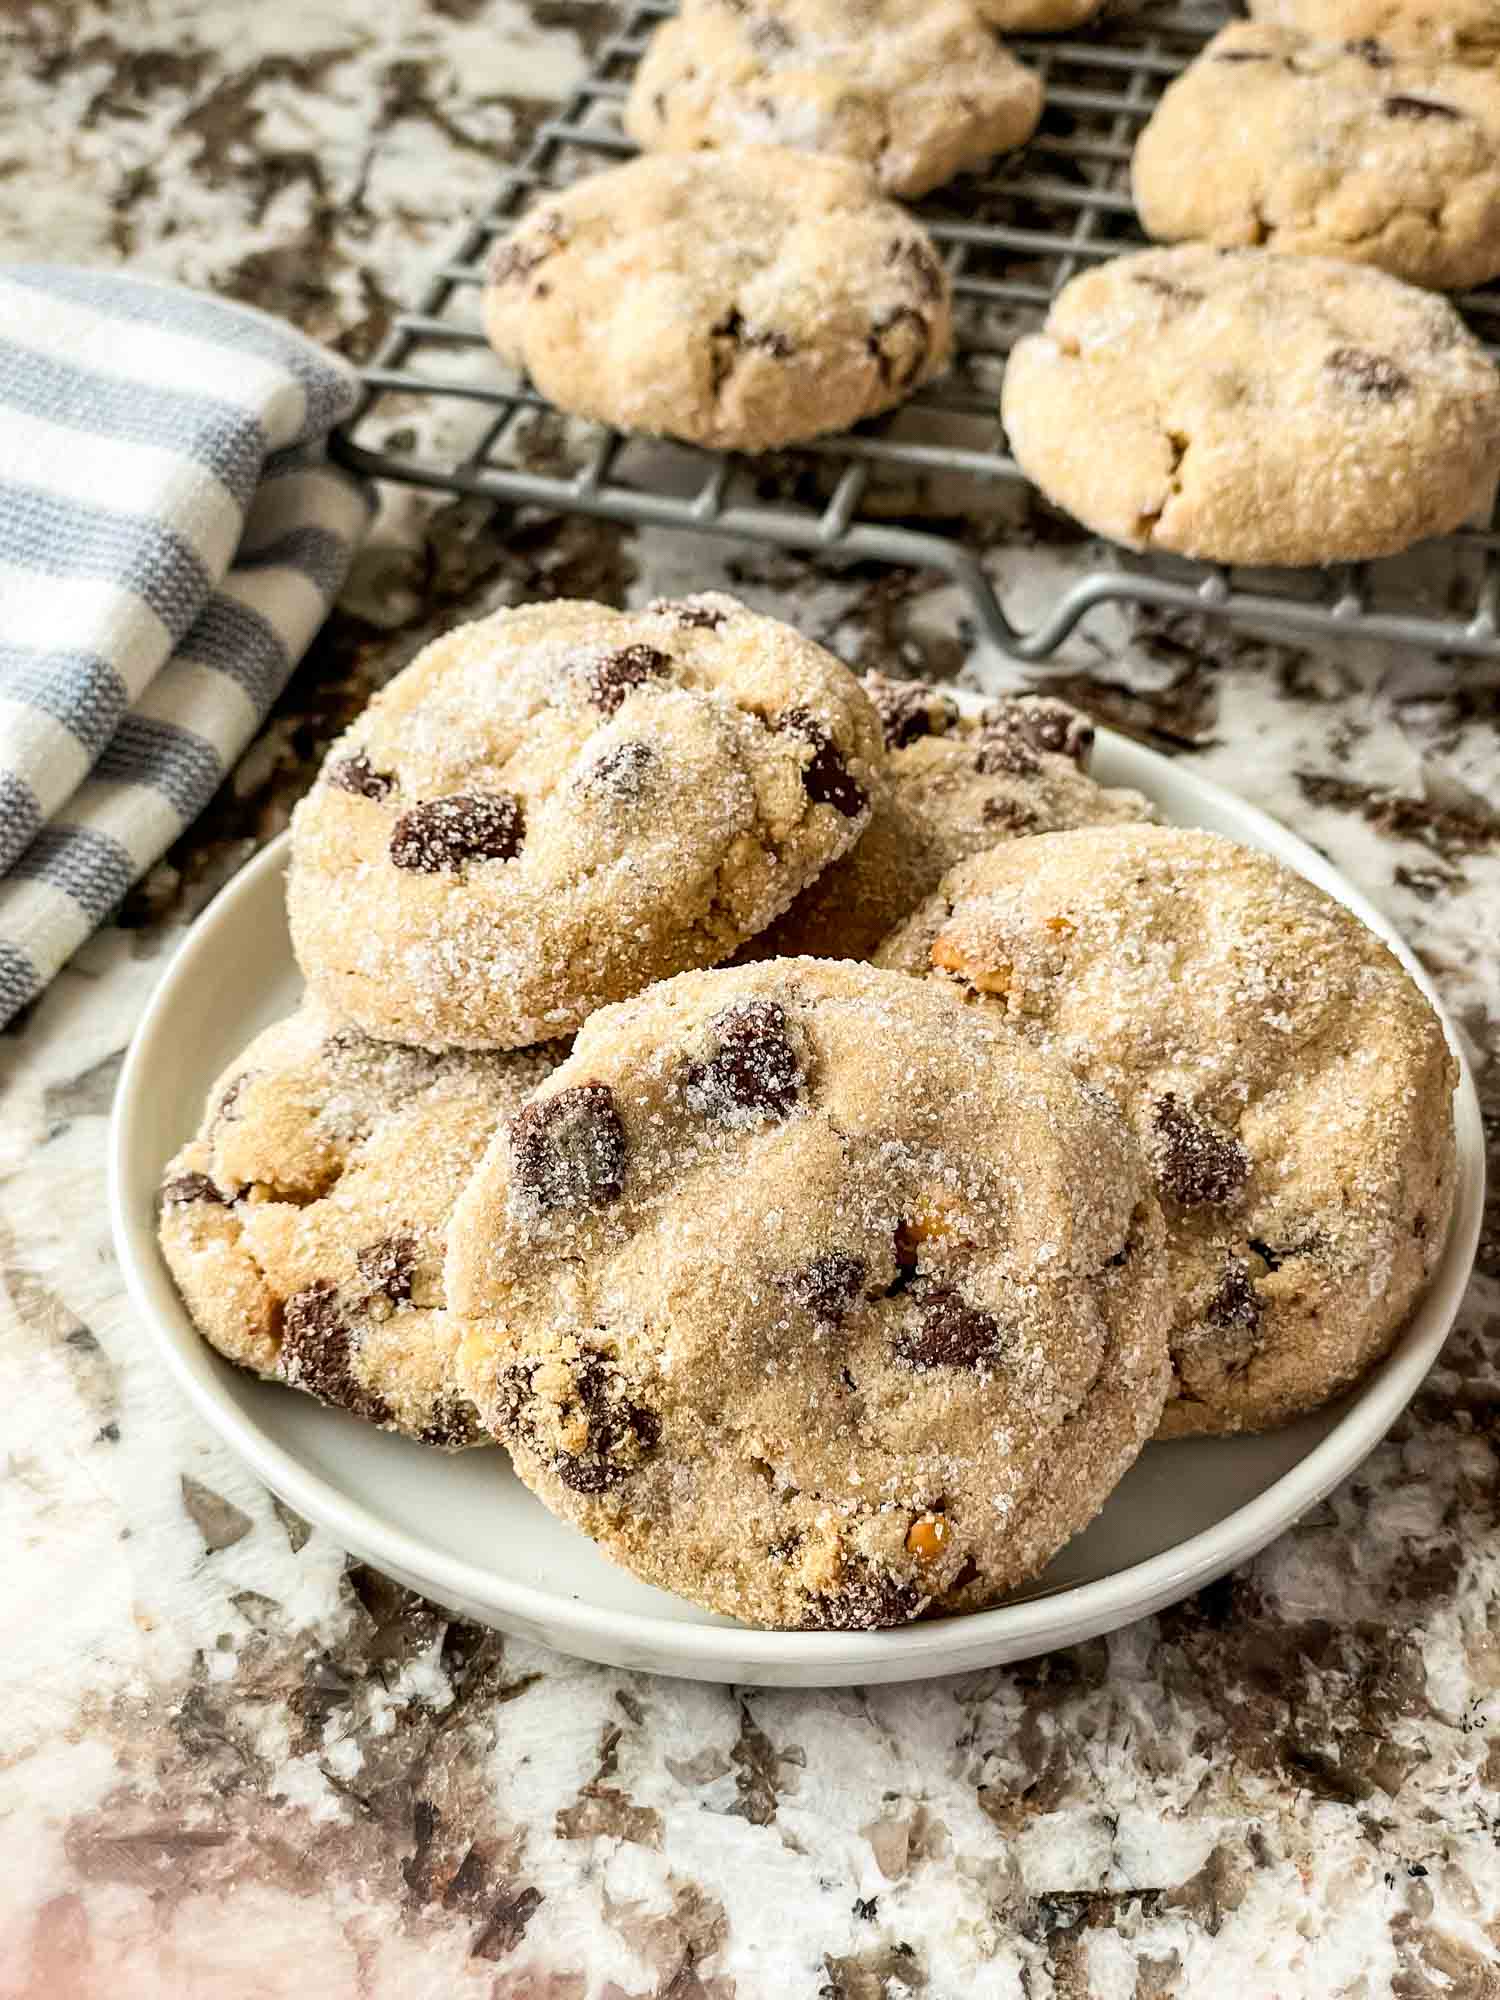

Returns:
482,150,953,451
876,825,1457,1436
1249,0,1500,61
288,595,885,1050
625,0,1042,200
748,676,1154,963
448,960,1170,1628
1135,24,1500,290
158,1002,560,1445
1002,245,1500,565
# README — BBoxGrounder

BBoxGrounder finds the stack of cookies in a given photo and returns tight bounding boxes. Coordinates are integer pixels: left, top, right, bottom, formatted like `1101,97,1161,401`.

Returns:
159,594,1458,1630
476,0,1500,570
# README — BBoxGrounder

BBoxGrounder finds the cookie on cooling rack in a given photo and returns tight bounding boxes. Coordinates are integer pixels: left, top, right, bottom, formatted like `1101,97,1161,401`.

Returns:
288,594,884,1049
746,675,1154,963
624,0,1042,200
876,824,1458,1437
1134,24,1500,291
1249,0,1500,61
448,960,1170,1629
158,1002,560,1446
1001,245,1500,565
482,149,953,451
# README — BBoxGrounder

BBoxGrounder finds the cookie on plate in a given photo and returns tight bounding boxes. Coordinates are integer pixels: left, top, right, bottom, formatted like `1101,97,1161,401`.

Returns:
158,1002,560,1446
1134,24,1500,290
482,150,953,451
1001,245,1500,565
288,595,884,1050
876,825,1457,1436
1248,0,1500,62
624,0,1042,200
448,960,1170,1628
748,676,1154,963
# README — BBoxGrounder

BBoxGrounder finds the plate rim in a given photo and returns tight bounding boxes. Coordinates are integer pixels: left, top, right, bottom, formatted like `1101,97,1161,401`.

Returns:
108,726,1485,1681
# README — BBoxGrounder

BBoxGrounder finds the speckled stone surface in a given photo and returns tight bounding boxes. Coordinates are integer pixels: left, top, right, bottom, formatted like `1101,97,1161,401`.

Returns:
5,3,1500,1994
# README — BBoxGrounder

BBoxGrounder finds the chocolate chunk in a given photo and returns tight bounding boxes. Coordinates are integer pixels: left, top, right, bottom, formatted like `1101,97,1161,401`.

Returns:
803,1567,925,1631
1205,1260,1261,1332
1345,35,1392,63
683,998,805,1123
550,1356,660,1492
1132,273,1205,306
389,793,524,871
649,598,726,631
582,740,657,798
511,1083,627,1212
279,1282,393,1425
356,1233,417,1305
710,309,795,393
885,237,946,304
777,708,867,818
894,1289,1006,1371
1384,93,1462,119
161,1172,229,1207
418,1397,480,1450
781,1252,867,1325
973,727,1040,778
867,305,930,391
1248,1236,1287,1272
1151,1095,1250,1207
328,751,395,801
584,644,671,716
866,674,958,750
993,695,1094,769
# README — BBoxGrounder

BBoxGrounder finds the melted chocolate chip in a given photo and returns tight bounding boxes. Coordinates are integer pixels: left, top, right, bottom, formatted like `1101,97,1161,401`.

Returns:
584,644,671,716
582,740,657,798
1346,35,1392,63
866,675,959,750
161,1172,229,1207
1248,1236,1286,1272
389,793,524,871
1205,1260,1261,1332
803,1569,925,1631
781,1252,867,1325
328,751,396,801
710,309,796,394
1151,1095,1250,1208
885,237,946,304
1384,92,1462,119
867,306,930,391
548,1355,660,1492
418,1398,480,1450
356,1233,417,1305
683,998,805,1123
280,1282,393,1425
1325,347,1411,401
777,708,867,818
511,1083,627,1212
894,1289,1006,1371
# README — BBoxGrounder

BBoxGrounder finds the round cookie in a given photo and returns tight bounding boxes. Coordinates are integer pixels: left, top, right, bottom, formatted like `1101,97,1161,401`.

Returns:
158,1002,560,1446
288,594,885,1050
974,0,1104,27
624,0,1042,201
876,825,1458,1436
748,675,1154,963
482,150,953,451
1001,245,1500,565
1249,0,1500,62
1134,24,1500,291
448,960,1171,1629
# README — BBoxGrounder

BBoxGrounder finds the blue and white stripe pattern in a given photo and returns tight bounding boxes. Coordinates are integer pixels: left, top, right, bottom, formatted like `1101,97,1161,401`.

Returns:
0,265,368,1026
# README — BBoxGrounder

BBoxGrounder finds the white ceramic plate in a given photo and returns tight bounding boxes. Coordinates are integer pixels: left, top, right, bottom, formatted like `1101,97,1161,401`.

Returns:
109,726,1483,1685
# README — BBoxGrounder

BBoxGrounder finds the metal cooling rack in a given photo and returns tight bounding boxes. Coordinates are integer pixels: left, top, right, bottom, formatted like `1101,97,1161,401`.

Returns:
331,0,1500,660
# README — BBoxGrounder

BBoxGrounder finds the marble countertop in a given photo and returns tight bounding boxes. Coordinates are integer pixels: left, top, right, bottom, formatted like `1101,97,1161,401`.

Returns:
5,2,1500,1994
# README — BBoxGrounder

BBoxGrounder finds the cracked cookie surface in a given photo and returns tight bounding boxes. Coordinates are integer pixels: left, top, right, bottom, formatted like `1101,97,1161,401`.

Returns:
481,149,953,450
289,594,884,1049
876,825,1458,1436
624,0,1042,201
1001,245,1500,564
1134,23,1500,290
448,959,1170,1628
746,675,1155,963
158,1001,560,1446
1249,0,1500,60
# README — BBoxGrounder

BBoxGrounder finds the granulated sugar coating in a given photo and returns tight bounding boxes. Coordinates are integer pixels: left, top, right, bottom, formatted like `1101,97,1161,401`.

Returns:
877,824,1458,1436
287,594,884,1050
747,673,1155,963
482,148,954,451
448,960,1171,1630
158,1001,560,1445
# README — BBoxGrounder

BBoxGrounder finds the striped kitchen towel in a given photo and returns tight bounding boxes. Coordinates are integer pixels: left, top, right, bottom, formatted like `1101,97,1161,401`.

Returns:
0,265,369,1028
